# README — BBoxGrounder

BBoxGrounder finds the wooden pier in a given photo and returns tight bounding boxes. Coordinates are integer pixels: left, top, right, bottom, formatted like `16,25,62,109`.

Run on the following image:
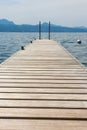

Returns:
0,39,87,129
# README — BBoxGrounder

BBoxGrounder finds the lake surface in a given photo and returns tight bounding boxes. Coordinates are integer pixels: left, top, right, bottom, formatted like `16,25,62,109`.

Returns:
0,32,87,67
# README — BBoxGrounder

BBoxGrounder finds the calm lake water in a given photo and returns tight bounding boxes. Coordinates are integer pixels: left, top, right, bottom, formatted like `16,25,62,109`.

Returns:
0,32,87,67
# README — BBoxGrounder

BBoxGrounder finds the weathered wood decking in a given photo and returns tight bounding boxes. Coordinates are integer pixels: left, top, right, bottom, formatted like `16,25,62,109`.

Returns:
0,39,87,129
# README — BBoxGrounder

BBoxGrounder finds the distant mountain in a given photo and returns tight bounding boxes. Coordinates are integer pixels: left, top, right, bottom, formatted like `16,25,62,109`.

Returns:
0,19,15,25
0,19,87,32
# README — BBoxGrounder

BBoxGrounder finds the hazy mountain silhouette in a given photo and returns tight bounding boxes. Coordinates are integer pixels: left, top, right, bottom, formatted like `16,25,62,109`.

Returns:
0,19,15,25
0,19,87,32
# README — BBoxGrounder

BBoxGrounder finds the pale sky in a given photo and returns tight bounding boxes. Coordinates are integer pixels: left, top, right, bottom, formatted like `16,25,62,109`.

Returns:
0,0,87,26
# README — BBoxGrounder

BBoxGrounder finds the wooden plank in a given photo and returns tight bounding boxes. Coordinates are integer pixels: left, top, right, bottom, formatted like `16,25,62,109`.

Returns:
0,79,87,84
0,108,87,119
0,93,87,100
0,66,82,69
0,88,87,93
0,100,86,108
0,70,86,74
1,75,87,79
0,83,87,88
0,72,87,76
0,119,87,130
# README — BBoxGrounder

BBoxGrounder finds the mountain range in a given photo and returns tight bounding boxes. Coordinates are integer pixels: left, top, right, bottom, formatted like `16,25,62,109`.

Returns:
0,19,87,32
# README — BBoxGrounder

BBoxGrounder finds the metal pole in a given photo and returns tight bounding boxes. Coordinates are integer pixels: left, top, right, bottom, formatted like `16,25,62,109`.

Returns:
39,21,41,40
48,21,51,40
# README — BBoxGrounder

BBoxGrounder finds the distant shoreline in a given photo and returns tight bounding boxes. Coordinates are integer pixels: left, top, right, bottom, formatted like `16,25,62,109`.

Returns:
0,31,87,33
0,19,87,32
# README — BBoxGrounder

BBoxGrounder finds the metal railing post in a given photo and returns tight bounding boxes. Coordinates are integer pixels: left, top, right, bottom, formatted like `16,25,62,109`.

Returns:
39,21,41,40
48,21,51,40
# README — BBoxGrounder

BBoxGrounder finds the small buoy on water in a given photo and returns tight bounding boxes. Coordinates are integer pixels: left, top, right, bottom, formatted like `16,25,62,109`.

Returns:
77,40,81,44
21,46,24,50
